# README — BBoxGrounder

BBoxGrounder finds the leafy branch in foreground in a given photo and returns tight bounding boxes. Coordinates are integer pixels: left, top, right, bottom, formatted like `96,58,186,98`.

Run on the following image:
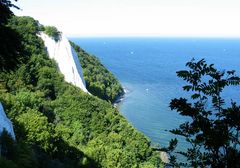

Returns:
167,59,240,168
0,0,23,72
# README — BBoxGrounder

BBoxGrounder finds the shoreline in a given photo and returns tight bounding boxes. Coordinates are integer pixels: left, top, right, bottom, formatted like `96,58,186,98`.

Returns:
113,87,171,165
113,87,128,107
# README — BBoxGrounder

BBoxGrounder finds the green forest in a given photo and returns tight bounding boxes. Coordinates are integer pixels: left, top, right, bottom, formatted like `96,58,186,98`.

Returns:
2,1,240,168
71,42,123,103
0,1,161,168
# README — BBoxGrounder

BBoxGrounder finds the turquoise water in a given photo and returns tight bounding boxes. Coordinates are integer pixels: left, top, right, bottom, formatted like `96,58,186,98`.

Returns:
71,37,240,150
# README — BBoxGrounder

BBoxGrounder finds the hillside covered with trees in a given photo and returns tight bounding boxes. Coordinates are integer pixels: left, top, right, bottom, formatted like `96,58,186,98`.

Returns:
71,42,123,103
0,1,161,168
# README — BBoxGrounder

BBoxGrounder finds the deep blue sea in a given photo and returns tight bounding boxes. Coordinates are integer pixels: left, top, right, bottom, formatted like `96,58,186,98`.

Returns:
71,37,240,151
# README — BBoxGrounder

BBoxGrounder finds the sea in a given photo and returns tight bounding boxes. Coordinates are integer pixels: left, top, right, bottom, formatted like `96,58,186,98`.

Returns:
70,37,240,152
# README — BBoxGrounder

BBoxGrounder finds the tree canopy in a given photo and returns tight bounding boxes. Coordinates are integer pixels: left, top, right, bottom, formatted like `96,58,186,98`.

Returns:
0,0,23,72
0,15,161,168
71,41,123,103
0,0,19,25
43,26,61,42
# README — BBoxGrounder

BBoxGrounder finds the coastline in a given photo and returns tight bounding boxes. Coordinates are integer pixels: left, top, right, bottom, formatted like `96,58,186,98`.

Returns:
113,87,128,107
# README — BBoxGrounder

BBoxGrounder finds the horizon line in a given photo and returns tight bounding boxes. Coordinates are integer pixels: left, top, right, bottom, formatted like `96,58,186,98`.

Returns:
67,35,240,39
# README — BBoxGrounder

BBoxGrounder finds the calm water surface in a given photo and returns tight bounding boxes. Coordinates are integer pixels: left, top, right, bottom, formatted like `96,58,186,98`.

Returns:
71,37,240,150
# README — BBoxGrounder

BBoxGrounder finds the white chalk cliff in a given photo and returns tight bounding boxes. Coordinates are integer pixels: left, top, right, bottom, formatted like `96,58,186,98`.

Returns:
39,32,88,93
0,102,15,139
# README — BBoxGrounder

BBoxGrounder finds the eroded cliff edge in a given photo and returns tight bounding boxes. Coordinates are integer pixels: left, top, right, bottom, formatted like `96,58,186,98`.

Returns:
39,32,88,93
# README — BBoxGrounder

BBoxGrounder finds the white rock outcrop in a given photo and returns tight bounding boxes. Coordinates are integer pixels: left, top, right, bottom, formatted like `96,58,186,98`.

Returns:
0,102,15,139
39,32,88,93
160,151,170,164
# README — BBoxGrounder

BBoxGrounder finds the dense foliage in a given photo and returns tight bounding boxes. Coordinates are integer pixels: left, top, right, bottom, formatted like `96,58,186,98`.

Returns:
0,14,161,168
0,0,23,71
43,26,61,42
166,59,240,167
71,42,123,103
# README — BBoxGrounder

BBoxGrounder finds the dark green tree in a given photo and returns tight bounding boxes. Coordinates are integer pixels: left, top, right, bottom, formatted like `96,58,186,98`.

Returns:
167,59,240,167
0,0,19,25
0,0,23,72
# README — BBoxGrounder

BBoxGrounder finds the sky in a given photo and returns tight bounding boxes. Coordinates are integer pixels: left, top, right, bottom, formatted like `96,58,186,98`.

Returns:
13,0,240,37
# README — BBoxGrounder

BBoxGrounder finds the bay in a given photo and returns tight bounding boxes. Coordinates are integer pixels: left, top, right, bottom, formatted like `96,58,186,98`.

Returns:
70,37,240,150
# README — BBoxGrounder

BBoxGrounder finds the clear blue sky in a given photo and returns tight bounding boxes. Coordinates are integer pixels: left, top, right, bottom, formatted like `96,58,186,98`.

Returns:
13,0,240,37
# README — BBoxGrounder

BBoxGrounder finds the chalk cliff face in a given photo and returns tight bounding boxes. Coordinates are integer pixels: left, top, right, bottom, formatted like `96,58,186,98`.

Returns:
0,103,15,139
39,32,88,93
